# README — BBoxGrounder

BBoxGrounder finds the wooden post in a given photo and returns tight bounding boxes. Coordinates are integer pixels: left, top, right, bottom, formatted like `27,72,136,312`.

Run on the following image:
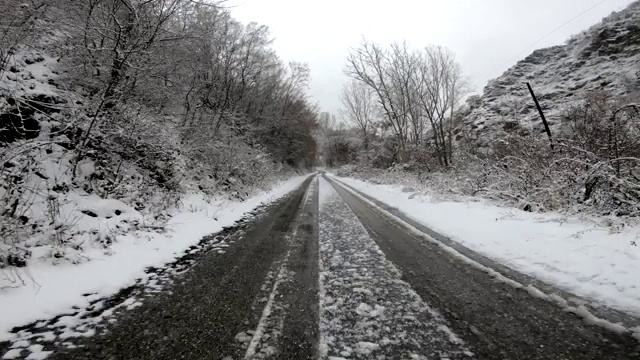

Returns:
526,82,554,150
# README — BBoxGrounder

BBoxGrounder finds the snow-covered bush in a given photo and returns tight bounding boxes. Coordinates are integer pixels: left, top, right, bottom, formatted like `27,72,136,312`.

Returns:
368,138,397,169
1,0,318,272
335,90,640,222
323,129,360,168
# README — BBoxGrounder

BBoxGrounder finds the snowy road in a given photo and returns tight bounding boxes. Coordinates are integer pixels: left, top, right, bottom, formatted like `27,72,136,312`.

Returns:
318,177,472,359
1,174,639,359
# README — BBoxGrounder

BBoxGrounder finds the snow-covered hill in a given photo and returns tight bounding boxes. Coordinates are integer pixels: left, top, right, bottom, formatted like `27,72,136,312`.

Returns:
1,0,316,286
461,1,640,147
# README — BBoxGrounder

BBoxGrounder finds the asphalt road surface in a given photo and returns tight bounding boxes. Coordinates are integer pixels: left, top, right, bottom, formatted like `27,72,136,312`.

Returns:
2,174,639,359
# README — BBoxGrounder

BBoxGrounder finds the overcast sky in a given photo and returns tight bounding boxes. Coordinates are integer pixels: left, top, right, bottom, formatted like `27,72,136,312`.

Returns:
228,0,635,114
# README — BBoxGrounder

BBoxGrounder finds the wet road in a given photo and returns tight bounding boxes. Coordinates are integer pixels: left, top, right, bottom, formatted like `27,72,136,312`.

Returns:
1,174,639,359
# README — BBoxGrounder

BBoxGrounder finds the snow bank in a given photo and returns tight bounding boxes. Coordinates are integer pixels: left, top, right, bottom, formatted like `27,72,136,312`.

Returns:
0,50,59,97
0,174,309,341
331,174,640,317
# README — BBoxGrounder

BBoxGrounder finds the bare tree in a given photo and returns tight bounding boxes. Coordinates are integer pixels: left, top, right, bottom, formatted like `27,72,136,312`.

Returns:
1,0,321,266
388,42,422,149
346,40,465,167
346,39,407,161
339,80,377,156
413,45,465,167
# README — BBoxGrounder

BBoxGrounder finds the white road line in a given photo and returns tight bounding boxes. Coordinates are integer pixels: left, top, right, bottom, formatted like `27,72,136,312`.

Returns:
244,177,317,359
244,244,292,359
317,177,472,359
327,175,636,340
317,175,330,359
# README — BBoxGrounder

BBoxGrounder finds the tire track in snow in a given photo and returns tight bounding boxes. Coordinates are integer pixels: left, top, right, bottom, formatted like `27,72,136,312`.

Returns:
330,176,640,340
318,177,473,359
41,177,314,360
243,234,294,358
327,175,640,359
244,176,319,359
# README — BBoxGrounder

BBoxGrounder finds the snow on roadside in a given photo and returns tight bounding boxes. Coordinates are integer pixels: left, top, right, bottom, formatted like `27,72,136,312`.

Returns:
318,178,472,359
0,174,310,342
330,174,640,318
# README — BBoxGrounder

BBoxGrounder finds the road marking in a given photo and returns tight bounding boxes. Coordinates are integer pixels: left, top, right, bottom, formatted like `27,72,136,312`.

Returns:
317,177,329,359
327,175,637,340
244,177,317,359
317,177,472,359
244,244,293,359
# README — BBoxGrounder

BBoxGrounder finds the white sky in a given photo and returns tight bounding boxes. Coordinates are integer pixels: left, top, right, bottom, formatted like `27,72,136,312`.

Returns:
228,0,636,114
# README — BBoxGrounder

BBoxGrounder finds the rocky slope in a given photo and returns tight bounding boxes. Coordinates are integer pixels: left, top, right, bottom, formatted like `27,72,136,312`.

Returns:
461,1,640,147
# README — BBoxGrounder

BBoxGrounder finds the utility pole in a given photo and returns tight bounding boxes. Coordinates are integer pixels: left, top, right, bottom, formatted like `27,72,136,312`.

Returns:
526,82,554,150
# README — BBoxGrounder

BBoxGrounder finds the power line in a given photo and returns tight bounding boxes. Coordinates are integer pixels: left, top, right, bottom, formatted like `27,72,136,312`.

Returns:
484,0,607,81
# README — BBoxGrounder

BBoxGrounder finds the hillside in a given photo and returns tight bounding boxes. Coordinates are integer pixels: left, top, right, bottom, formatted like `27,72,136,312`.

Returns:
461,1,640,147
0,1,317,270
327,2,640,221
